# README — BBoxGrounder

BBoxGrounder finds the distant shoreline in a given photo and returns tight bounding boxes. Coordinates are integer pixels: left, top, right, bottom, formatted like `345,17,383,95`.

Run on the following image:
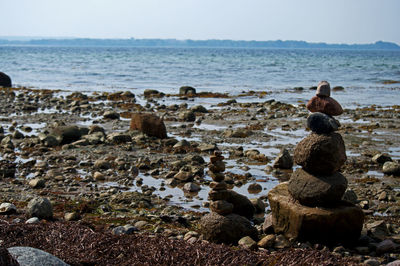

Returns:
0,38,399,50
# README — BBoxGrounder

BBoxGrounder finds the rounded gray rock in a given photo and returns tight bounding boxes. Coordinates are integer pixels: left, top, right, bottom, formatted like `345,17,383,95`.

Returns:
383,161,400,176
288,168,348,207
307,112,339,134
26,197,53,220
8,246,69,266
198,212,258,244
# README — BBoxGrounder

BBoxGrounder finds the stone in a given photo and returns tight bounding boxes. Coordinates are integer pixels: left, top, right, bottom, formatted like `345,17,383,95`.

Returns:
272,148,293,169
28,178,46,189
0,246,19,266
143,89,165,98
103,111,120,120
250,198,266,213
238,236,257,250
0,160,16,178
208,190,255,219
247,183,262,194
372,153,392,164
173,169,192,182
179,110,196,122
268,183,364,244
316,81,331,97
294,132,347,175
198,212,258,244
376,239,399,254
288,168,348,207
208,161,225,173
94,159,112,170
50,125,83,145
262,214,274,234
130,113,167,139
26,197,53,220
257,234,276,248
183,182,201,192
210,200,234,215
363,259,380,266
190,105,208,113
0,202,17,215
0,72,12,87
179,86,196,95
64,212,80,221
209,172,225,182
106,132,132,144
342,188,358,204
210,181,227,191
383,161,400,176
25,217,40,224
307,112,339,134
210,155,224,164
8,246,68,266
306,96,343,116
365,220,390,241
387,260,400,266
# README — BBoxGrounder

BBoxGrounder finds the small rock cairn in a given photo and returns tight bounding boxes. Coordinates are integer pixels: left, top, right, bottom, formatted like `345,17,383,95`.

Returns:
208,151,233,215
267,81,364,245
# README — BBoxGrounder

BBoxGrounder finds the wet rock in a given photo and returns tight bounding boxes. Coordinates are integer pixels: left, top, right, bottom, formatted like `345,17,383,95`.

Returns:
382,161,400,176
130,113,167,139
363,259,380,266
224,128,252,138
179,110,196,122
198,212,258,244
272,148,293,169
106,132,132,144
1,136,14,150
307,112,339,134
372,153,392,164
173,168,193,182
191,105,208,113
288,168,348,207
143,89,165,98
247,183,262,194
12,130,24,139
38,134,60,147
250,198,266,213
179,86,196,95
0,160,16,178
94,159,112,170
294,132,347,175
0,72,12,87
26,197,53,220
342,188,358,204
274,235,291,249
8,246,68,266
306,96,343,116
365,220,390,241
208,161,225,173
103,111,120,120
268,182,364,244
183,182,201,193
0,202,17,215
50,125,83,144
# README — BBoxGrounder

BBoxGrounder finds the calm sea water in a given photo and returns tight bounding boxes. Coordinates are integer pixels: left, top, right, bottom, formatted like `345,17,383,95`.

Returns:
1,46,400,107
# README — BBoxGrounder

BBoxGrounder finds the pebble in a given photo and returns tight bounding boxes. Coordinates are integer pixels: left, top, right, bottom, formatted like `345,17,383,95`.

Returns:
0,202,17,214
25,217,40,224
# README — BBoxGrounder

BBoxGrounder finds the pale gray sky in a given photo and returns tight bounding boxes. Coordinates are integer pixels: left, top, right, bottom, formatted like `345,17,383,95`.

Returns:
1,0,399,44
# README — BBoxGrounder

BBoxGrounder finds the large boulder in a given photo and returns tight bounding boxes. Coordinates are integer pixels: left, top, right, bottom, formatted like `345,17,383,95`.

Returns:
294,132,346,175
198,212,258,244
288,168,348,206
268,182,364,245
0,72,12,87
130,113,167,139
306,96,343,116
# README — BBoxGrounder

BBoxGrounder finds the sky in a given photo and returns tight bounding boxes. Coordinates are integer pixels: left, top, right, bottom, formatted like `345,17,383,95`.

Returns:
1,0,399,44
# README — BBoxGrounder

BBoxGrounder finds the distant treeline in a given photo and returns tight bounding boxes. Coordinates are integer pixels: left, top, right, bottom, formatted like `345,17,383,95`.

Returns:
0,38,399,50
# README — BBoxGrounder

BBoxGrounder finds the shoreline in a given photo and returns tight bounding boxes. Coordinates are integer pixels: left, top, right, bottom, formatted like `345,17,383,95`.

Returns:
1,86,400,264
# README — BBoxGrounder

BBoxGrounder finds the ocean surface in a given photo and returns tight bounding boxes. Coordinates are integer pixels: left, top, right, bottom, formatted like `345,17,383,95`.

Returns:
1,46,400,108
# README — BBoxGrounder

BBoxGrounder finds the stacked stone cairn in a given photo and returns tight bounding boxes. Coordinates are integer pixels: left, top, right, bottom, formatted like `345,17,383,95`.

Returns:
198,150,258,244
267,81,364,245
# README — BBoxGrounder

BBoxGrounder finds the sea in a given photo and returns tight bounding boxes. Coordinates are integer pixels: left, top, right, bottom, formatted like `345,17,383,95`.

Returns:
1,45,400,108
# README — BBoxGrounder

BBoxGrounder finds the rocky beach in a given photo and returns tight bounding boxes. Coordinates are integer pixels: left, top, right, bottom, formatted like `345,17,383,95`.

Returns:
1,80,400,265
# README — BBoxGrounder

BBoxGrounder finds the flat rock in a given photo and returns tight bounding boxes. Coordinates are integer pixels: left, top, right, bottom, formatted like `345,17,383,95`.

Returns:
288,168,348,206
307,112,339,134
268,182,364,244
8,246,69,266
306,96,343,116
294,132,347,175
198,212,258,244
